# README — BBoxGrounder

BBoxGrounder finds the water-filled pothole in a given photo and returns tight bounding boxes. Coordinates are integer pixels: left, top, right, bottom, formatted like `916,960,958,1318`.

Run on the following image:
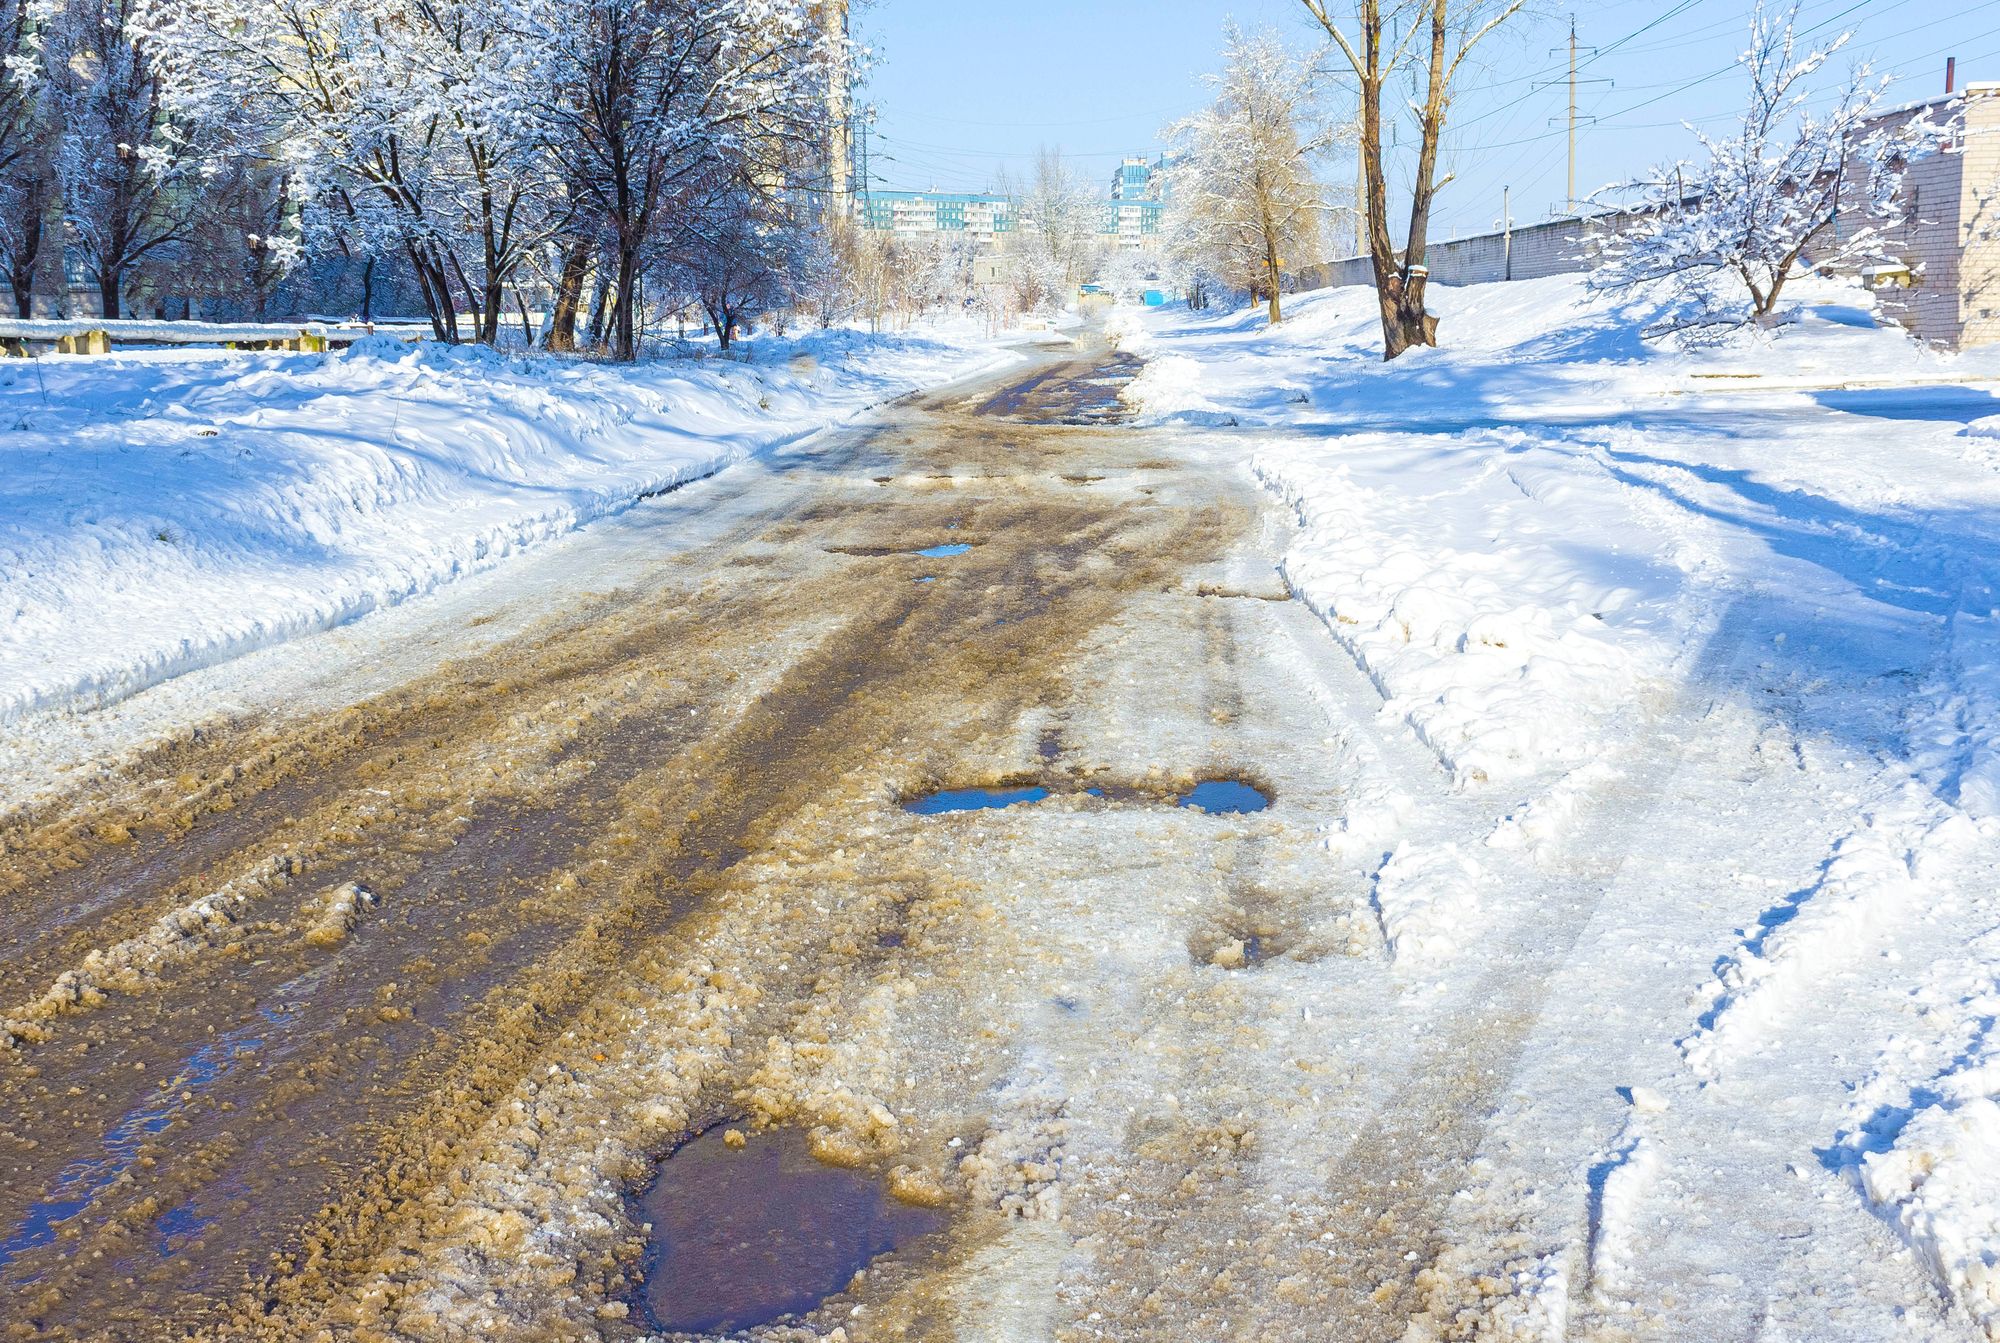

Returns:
633,1126,948,1335
904,784,1049,815
914,542,971,558
1178,780,1271,814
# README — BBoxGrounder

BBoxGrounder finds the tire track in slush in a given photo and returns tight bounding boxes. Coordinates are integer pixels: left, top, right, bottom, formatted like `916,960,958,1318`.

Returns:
0,347,1252,1340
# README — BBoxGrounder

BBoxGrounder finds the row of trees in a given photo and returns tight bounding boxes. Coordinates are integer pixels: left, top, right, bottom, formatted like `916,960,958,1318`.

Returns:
0,0,849,357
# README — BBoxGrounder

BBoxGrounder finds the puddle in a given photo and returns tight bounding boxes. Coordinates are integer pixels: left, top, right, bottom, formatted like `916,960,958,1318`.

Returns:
0,1012,278,1273
914,542,971,558
1178,780,1270,814
633,1126,947,1335
905,784,1049,815
914,576,936,585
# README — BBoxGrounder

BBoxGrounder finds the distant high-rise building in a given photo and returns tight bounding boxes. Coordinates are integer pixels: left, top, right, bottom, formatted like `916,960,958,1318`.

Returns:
1109,156,1170,203
1101,155,1170,249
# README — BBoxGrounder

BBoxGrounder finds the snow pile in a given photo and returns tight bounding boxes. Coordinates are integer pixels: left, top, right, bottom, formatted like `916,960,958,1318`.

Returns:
1842,929,2000,1339
0,325,1016,724
1682,796,1975,1080
1119,353,1240,426
1585,1122,1660,1302
1861,1100,2000,1338
1916,607,2000,819
1252,432,1669,784
1369,840,1485,962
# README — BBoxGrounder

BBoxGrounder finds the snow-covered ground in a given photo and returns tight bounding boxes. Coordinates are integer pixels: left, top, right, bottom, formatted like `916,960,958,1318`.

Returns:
0,323,1020,729
1117,277,2000,1337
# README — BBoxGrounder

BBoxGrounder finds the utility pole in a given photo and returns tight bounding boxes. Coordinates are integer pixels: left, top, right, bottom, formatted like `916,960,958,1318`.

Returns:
1567,16,1578,215
1503,185,1512,281
1541,17,1605,219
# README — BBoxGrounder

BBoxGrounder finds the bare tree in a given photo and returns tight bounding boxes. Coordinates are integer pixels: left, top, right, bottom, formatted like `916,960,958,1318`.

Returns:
1303,0,1523,358
1164,25,1335,325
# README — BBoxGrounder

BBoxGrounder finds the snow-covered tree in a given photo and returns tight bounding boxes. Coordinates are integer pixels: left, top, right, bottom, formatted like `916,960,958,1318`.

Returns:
1000,149,1101,315
0,0,54,315
141,0,564,340
1595,2,1950,328
530,0,836,359
1164,25,1336,324
46,0,231,317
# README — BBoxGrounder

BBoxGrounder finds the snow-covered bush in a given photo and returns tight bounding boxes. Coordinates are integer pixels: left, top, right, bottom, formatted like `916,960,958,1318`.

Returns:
1595,1,1950,332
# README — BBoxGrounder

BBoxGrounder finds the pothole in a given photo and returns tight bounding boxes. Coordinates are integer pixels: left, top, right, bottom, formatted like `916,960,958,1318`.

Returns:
633,1125,949,1336
1178,779,1271,814
913,542,971,558
1187,885,1352,968
1190,929,1279,970
904,784,1050,815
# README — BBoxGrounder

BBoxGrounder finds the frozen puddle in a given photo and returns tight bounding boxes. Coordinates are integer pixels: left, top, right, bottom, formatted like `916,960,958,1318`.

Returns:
632,1126,947,1335
905,784,1050,814
913,542,971,558
1178,779,1270,814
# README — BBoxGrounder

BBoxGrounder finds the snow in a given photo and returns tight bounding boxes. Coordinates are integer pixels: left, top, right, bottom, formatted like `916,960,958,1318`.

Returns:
1120,274,2000,1336
0,323,1018,727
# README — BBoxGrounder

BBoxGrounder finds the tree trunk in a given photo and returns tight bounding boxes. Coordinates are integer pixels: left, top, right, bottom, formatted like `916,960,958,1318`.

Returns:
407,244,458,342
10,213,42,317
360,257,375,324
1266,230,1283,325
481,275,503,345
1376,273,1439,360
547,241,591,352
97,269,121,321
611,242,641,361
584,259,613,350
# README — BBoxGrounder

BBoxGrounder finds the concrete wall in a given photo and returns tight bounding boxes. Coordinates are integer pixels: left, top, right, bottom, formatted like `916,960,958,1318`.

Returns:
1295,210,1643,294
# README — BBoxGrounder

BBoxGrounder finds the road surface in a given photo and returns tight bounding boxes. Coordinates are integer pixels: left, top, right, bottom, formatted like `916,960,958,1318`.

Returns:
0,343,1972,1342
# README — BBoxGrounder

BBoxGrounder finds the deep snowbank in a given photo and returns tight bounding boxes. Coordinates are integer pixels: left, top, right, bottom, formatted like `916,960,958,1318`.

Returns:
0,326,1017,726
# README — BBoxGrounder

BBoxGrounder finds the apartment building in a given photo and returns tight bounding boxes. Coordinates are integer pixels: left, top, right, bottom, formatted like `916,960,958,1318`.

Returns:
855,192,1016,246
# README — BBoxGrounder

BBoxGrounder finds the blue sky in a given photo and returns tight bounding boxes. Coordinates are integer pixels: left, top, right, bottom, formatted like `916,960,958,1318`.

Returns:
860,0,2000,242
